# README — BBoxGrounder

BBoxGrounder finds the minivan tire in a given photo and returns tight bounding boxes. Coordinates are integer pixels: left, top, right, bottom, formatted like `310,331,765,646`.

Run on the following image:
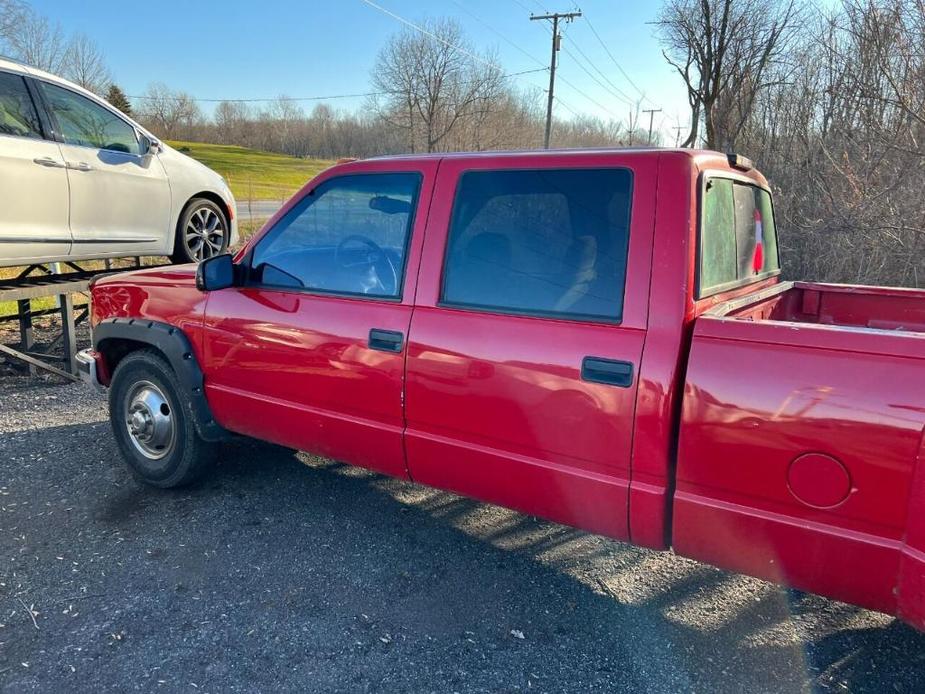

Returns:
170,198,229,264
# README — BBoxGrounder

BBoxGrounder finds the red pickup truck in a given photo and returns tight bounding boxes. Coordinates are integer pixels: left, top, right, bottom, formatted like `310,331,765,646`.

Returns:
78,148,925,631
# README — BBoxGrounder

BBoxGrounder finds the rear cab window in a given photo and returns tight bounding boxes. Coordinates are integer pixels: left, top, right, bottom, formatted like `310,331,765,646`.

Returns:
698,174,780,298
440,168,633,322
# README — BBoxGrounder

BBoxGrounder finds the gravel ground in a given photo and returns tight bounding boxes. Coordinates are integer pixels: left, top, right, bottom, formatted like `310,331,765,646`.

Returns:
1,372,924,693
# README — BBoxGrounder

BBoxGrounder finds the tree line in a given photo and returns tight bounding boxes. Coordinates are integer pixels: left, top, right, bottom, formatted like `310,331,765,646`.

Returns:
131,18,651,159
659,0,925,287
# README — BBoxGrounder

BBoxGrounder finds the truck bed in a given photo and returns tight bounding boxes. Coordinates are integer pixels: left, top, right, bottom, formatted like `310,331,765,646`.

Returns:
673,280,925,629
714,280,925,334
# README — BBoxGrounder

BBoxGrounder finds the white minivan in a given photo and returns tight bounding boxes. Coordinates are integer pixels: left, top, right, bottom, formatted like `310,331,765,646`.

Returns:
0,57,237,267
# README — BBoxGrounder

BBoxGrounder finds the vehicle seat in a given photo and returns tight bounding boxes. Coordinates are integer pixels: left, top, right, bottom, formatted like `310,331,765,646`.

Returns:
449,232,513,306
554,235,598,313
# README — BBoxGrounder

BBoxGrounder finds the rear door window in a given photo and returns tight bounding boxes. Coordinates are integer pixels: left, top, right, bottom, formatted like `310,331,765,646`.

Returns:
699,176,779,297
0,71,43,139
441,168,632,322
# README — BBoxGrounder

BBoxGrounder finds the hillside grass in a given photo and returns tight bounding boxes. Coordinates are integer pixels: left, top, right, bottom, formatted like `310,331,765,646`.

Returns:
167,140,333,202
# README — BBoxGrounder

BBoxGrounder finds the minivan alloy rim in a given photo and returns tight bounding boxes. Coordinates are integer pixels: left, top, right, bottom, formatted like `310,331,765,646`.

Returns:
185,206,225,261
125,380,176,460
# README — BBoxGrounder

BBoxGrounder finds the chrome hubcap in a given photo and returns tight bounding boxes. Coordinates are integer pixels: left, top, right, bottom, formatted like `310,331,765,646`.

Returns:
184,206,225,261
125,381,175,460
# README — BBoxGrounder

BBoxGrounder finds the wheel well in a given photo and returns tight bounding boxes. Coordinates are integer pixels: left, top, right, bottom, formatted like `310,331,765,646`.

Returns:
97,338,167,380
183,192,230,228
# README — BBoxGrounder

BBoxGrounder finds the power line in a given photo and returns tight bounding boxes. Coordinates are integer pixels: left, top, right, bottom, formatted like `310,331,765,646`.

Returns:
127,68,549,105
524,12,625,119
448,0,588,120
563,40,637,107
359,0,503,72
451,0,546,70
554,95,580,118
583,13,659,109
361,0,593,121
560,43,636,108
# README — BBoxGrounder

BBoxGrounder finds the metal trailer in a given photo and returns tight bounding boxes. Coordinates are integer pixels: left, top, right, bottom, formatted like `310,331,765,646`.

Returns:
0,260,164,381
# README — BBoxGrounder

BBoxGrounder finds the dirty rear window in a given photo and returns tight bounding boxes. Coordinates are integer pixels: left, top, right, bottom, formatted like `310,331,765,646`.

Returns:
699,177,779,297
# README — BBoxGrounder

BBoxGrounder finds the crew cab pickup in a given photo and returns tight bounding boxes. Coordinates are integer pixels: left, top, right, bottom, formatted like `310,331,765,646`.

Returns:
78,149,925,630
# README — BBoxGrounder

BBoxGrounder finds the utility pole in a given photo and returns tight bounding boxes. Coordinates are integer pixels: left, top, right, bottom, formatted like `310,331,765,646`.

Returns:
530,10,582,149
643,108,662,145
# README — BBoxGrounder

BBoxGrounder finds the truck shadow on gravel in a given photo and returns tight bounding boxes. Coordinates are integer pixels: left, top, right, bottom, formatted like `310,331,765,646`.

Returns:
3,423,925,693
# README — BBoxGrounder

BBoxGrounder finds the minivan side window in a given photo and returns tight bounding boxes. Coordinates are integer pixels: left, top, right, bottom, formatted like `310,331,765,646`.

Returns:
249,173,421,298
699,177,780,297
0,72,43,139
441,168,633,322
40,82,140,154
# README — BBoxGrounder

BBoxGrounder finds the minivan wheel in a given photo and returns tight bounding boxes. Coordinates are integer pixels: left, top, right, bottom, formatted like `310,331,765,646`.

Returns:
109,350,217,488
171,198,229,264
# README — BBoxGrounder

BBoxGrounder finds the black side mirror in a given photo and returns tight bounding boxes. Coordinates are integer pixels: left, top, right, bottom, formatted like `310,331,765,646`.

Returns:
196,253,236,291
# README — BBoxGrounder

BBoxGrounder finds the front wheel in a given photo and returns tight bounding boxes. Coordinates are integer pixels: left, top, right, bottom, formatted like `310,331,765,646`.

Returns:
171,198,229,264
109,350,216,488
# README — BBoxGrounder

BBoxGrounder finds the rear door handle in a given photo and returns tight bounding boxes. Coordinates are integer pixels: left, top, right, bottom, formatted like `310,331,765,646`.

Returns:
67,161,93,172
581,357,634,387
368,328,403,353
33,156,65,168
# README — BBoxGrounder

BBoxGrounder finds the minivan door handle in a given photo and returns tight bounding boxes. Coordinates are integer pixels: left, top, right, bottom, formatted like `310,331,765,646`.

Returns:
581,357,634,387
368,328,404,353
33,156,65,168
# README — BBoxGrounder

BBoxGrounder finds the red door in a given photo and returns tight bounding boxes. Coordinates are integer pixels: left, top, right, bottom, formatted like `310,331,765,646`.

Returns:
404,154,656,540
200,160,437,478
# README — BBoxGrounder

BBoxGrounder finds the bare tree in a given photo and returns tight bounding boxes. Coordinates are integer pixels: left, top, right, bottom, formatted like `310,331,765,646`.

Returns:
65,33,111,95
656,0,798,149
0,0,25,43
214,100,253,146
3,6,69,73
135,82,202,140
370,18,507,152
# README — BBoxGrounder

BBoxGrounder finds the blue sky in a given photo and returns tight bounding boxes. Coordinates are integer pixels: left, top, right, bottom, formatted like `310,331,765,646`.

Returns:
33,0,690,142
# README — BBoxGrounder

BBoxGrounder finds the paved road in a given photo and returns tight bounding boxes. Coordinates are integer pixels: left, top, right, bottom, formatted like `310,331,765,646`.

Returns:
1,375,924,693
235,200,283,223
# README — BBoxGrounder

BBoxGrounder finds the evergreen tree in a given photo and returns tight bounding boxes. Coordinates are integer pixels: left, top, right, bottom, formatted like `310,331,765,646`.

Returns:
105,84,132,115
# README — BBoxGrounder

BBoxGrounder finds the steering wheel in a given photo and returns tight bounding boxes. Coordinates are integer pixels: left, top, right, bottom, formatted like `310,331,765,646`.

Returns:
334,234,398,295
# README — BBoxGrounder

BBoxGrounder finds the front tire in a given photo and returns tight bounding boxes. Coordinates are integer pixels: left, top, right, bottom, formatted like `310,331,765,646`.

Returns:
109,350,216,488
170,198,229,264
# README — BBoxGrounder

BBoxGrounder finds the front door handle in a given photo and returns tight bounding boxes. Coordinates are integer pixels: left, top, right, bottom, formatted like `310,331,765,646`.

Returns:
67,161,93,172
369,328,403,353
581,356,634,387
33,156,65,168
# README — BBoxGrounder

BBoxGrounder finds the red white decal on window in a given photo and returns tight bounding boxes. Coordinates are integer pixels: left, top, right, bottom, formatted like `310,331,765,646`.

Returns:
752,208,764,273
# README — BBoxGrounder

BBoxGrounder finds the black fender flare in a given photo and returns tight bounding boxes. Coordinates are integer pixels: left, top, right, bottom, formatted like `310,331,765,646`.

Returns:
93,317,228,442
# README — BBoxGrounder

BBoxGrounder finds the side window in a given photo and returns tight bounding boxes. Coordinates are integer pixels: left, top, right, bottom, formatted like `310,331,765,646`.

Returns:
40,82,140,154
0,72,43,139
441,168,632,322
699,177,780,296
250,173,421,298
